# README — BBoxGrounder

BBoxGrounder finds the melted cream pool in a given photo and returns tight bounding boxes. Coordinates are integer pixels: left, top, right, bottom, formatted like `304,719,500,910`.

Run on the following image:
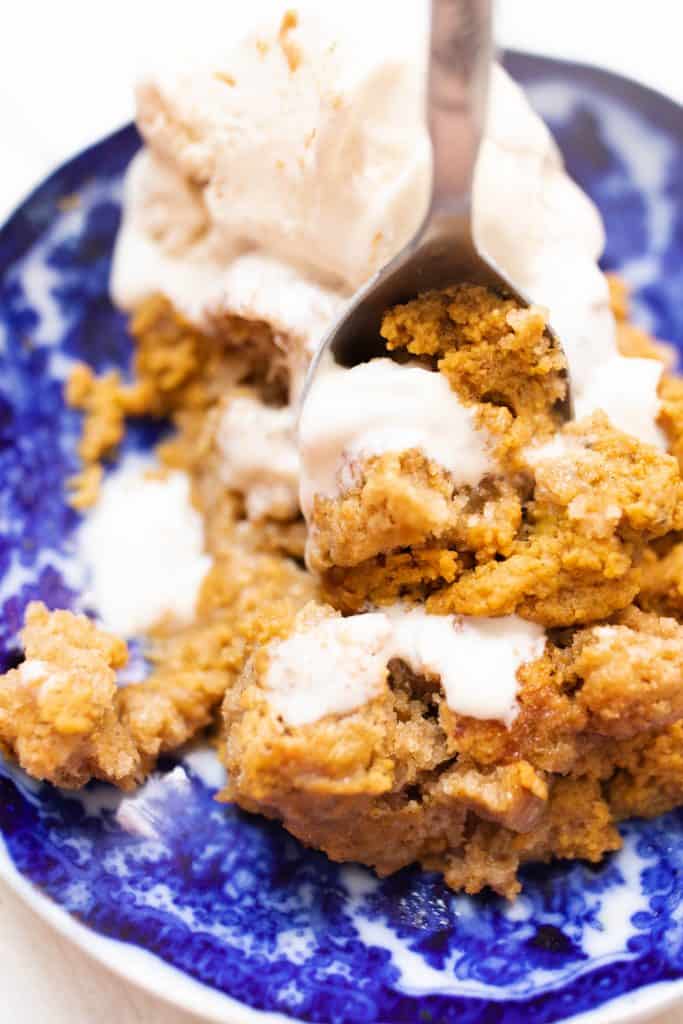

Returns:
217,395,300,521
298,359,495,515
78,456,211,636
264,605,546,727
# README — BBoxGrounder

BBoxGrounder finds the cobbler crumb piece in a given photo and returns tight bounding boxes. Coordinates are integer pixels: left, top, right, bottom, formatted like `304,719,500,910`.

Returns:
67,462,103,510
0,603,142,790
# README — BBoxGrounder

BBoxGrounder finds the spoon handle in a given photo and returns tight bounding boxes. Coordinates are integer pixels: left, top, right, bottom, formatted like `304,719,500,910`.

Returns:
428,0,494,219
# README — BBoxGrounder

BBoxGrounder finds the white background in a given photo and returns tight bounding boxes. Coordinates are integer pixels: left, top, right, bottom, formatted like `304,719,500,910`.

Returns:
0,1,682,1021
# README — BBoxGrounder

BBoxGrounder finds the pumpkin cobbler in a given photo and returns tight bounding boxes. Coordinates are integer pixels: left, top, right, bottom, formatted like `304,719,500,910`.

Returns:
2,10,683,898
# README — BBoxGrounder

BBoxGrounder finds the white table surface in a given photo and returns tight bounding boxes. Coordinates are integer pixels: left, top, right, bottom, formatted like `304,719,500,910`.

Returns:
1,2,682,1021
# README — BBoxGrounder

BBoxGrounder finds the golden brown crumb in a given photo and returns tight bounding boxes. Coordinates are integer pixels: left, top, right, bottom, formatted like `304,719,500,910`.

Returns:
573,607,683,738
439,412,681,627
381,285,566,428
322,547,461,615
608,721,683,819
214,71,236,87
65,363,144,465
609,273,677,366
639,537,683,617
0,603,142,790
308,451,522,579
67,463,103,510
308,451,465,572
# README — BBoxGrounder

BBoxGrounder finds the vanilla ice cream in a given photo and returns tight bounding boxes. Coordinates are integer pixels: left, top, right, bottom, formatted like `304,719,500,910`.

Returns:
112,6,430,365
112,3,665,502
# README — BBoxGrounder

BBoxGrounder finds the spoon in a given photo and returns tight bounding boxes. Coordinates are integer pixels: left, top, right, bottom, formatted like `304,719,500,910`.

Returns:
304,0,571,418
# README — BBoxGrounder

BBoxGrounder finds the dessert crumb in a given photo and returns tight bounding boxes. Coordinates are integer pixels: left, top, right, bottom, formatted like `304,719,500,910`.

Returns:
67,463,103,510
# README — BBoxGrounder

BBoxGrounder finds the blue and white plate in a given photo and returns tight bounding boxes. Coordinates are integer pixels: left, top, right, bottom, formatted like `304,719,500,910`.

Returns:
0,54,682,1024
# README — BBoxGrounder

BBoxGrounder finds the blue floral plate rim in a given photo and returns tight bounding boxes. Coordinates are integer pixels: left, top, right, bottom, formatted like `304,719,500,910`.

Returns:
2,837,683,1024
0,50,682,1024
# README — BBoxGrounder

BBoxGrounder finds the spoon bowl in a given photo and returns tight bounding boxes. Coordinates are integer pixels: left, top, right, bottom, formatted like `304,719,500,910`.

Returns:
304,0,571,420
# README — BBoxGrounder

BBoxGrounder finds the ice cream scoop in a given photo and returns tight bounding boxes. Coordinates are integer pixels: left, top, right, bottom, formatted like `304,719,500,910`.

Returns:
304,0,572,420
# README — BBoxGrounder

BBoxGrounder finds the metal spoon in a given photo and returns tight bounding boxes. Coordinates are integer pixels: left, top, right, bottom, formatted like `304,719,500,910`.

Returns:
304,0,571,418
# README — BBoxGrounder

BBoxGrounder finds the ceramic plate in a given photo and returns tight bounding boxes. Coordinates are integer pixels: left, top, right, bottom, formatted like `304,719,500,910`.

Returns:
0,53,681,1024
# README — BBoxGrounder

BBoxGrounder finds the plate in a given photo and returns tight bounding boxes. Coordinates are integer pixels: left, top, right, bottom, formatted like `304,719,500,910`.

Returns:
0,53,682,1024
